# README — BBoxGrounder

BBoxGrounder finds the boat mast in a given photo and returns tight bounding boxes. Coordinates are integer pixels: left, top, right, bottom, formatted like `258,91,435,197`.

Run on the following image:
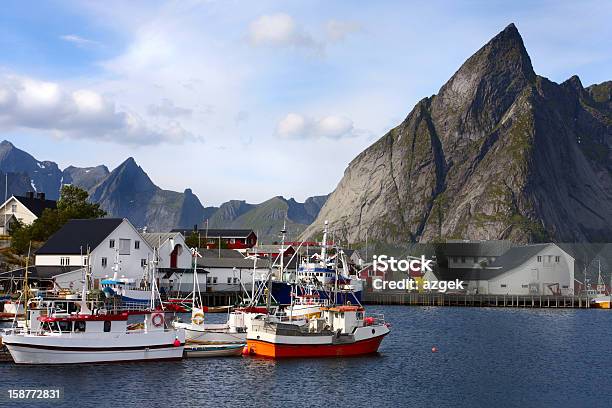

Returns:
80,246,92,315
320,220,329,267
280,220,286,282
23,242,31,329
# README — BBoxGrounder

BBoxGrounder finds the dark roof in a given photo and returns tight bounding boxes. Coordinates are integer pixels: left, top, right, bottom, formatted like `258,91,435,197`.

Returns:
14,195,57,217
438,244,563,281
36,218,124,255
442,240,515,257
171,228,255,238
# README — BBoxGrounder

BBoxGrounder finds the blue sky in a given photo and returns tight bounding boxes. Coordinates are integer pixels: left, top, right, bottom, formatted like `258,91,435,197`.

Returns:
0,0,610,206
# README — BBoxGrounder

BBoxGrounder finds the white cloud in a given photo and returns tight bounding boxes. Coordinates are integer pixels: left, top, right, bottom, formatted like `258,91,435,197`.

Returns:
147,98,192,117
0,75,200,145
276,112,357,140
60,34,100,47
248,13,320,50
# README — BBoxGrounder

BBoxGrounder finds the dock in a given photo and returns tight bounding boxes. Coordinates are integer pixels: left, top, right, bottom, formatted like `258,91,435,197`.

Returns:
362,292,600,308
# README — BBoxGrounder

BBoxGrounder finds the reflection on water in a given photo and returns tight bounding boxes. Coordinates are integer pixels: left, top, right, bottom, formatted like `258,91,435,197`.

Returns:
2,306,612,407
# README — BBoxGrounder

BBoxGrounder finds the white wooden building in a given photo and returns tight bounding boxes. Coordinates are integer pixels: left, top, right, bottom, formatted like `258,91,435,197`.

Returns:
35,218,154,289
459,244,575,295
141,232,191,270
0,192,57,234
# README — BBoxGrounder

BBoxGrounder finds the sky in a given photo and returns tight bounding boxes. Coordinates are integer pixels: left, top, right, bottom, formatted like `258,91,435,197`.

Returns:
0,0,610,206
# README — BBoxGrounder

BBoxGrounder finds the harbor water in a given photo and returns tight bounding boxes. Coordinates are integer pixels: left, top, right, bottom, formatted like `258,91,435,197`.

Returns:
2,306,612,407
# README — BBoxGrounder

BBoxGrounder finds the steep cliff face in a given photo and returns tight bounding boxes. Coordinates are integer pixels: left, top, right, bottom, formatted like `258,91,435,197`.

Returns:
302,24,612,244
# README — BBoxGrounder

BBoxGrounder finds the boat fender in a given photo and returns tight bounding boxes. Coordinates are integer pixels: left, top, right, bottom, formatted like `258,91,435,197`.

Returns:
173,338,181,347
152,313,164,327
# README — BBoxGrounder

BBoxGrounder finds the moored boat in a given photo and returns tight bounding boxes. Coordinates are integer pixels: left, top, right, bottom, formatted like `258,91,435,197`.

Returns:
184,343,245,358
245,305,389,358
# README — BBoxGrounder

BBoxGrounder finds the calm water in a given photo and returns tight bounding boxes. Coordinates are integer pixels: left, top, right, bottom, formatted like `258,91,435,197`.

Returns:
2,306,612,408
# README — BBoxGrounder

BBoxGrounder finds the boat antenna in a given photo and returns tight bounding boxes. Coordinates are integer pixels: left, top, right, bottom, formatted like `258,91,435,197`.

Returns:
280,220,287,282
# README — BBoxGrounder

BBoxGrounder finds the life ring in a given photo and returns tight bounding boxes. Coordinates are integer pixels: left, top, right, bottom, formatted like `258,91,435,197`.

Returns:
191,311,205,325
152,313,164,327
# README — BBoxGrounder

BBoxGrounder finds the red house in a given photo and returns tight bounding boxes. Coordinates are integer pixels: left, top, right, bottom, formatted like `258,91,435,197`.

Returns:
172,228,257,250
246,245,295,260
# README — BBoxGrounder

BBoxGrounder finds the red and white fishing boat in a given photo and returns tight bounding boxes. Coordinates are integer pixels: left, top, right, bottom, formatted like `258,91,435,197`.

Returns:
2,308,185,364
245,305,389,358
2,248,185,364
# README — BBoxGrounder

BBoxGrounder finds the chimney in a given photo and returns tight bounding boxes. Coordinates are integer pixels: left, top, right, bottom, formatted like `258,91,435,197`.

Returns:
25,191,34,199
36,192,45,200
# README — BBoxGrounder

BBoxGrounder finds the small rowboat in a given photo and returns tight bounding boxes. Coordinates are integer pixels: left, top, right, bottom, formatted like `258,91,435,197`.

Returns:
184,343,245,358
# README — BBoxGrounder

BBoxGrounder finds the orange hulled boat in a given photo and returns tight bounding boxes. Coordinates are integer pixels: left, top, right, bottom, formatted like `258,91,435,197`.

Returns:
245,305,389,358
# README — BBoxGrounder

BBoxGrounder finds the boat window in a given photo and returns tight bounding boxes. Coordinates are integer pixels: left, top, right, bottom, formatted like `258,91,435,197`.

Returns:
58,320,73,332
356,312,363,320
74,321,86,332
104,320,112,332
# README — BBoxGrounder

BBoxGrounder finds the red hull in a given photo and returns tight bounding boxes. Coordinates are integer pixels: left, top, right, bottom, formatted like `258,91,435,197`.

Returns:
246,334,387,358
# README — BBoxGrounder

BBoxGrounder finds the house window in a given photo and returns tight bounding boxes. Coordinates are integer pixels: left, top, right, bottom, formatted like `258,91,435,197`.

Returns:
537,256,542,262
109,239,115,248
227,277,232,284
501,284,507,288
555,256,560,262
562,285,569,289
60,257,70,266
213,277,218,284
135,240,140,250
101,258,107,267
141,259,147,267
230,238,236,244
103,321,111,332
452,257,458,263
11,204,16,213
83,258,88,266
206,277,212,284
119,239,131,255
233,277,239,284
473,257,478,264
461,257,466,263
521,284,528,288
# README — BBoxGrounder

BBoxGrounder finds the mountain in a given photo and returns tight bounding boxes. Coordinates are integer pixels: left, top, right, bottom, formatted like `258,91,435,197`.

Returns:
0,141,328,236
205,195,329,243
302,23,612,245
88,157,206,231
0,140,63,199
62,165,110,191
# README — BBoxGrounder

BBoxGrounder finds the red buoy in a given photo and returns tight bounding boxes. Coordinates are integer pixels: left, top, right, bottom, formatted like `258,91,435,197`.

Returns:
173,338,181,347
242,345,249,356
431,346,438,353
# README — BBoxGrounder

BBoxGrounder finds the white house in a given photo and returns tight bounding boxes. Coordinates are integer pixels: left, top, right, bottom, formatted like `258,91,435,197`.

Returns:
460,244,575,295
0,192,57,234
35,218,154,289
141,232,191,270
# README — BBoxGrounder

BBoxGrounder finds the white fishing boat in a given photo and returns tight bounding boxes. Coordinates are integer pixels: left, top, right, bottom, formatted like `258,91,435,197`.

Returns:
101,251,150,305
2,249,185,364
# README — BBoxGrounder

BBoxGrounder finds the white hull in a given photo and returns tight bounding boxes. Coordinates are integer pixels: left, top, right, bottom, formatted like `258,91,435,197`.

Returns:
3,330,185,364
175,323,246,344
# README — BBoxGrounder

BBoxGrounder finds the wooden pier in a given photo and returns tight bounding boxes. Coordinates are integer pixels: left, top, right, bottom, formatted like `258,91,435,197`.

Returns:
362,292,598,308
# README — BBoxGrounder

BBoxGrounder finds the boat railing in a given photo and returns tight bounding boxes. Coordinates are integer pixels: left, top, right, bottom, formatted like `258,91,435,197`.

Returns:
365,313,385,326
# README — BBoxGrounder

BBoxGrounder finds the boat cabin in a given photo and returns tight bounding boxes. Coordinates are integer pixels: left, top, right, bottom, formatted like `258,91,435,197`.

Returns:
37,313,130,334
297,263,335,284
322,306,364,334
